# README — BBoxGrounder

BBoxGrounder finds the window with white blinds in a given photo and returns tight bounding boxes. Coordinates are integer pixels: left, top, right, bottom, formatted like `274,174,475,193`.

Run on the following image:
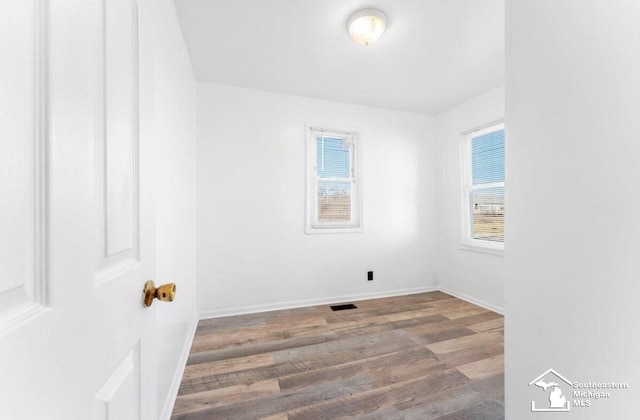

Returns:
463,123,505,249
306,125,361,233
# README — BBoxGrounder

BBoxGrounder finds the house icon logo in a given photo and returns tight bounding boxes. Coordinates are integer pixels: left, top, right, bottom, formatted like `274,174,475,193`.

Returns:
529,368,572,412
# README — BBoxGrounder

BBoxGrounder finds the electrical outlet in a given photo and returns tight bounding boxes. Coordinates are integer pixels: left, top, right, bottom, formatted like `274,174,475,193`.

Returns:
367,271,373,281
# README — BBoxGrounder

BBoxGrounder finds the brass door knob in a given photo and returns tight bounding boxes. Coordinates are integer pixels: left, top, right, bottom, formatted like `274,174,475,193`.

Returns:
143,280,176,307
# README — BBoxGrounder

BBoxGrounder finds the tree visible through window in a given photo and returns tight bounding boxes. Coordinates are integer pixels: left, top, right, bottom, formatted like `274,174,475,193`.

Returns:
464,124,505,247
306,126,361,232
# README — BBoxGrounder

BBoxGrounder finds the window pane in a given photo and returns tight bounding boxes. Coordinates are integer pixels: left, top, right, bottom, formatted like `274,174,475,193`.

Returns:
472,129,504,185
317,180,351,222
470,187,504,242
316,136,350,178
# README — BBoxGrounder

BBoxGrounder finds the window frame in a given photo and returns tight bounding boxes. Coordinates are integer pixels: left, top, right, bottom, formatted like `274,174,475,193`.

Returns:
305,123,363,234
461,121,505,253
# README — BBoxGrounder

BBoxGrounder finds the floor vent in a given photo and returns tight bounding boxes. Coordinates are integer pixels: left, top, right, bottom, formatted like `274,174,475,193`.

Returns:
330,303,358,311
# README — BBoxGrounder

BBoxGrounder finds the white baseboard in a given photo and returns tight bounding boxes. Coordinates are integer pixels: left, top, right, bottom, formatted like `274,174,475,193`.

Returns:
159,316,198,420
437,286,504,315
199,286,438,320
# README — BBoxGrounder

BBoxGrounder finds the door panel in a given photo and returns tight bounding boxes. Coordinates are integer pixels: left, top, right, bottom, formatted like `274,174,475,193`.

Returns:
0,0,46,332
94,344,141,420
96,0,140,281
104,0,137,259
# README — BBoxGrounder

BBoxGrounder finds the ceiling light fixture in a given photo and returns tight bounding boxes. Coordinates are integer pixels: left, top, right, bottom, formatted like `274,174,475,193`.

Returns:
347,8,388,46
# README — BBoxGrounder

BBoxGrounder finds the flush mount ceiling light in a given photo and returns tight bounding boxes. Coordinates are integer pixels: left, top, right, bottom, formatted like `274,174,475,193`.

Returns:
347,8,388,46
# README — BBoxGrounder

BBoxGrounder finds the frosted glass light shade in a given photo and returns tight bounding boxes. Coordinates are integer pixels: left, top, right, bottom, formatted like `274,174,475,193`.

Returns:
347,9,388,46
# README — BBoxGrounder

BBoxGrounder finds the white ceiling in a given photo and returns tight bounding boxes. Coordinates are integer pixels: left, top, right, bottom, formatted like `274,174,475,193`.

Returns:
173,0,504,115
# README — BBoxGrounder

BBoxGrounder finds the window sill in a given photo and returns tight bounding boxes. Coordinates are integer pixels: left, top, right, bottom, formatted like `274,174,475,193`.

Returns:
459,243,504,256
305,226,363,235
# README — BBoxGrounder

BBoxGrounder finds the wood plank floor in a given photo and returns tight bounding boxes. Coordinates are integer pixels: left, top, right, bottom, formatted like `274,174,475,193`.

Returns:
172,292,504,420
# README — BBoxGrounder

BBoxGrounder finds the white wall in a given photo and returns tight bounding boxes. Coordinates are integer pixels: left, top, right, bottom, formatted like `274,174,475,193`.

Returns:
197,83,438,317
506,1,640,418
436,86,505,313
139,1,197,418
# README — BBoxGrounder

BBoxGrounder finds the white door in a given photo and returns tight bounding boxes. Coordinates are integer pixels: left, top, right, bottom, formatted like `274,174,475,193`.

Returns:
0,1,163,419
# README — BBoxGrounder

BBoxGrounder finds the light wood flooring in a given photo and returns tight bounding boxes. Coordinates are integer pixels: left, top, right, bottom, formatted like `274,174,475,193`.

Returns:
172,291,504,419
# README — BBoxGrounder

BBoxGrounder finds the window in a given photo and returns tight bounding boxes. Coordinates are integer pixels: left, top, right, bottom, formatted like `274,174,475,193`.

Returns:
306,124,361,233
463,123,505,250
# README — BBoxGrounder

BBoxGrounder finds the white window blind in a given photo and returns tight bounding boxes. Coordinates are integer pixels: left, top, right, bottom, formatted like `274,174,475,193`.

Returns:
306,126,361,233
464,124,505,247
